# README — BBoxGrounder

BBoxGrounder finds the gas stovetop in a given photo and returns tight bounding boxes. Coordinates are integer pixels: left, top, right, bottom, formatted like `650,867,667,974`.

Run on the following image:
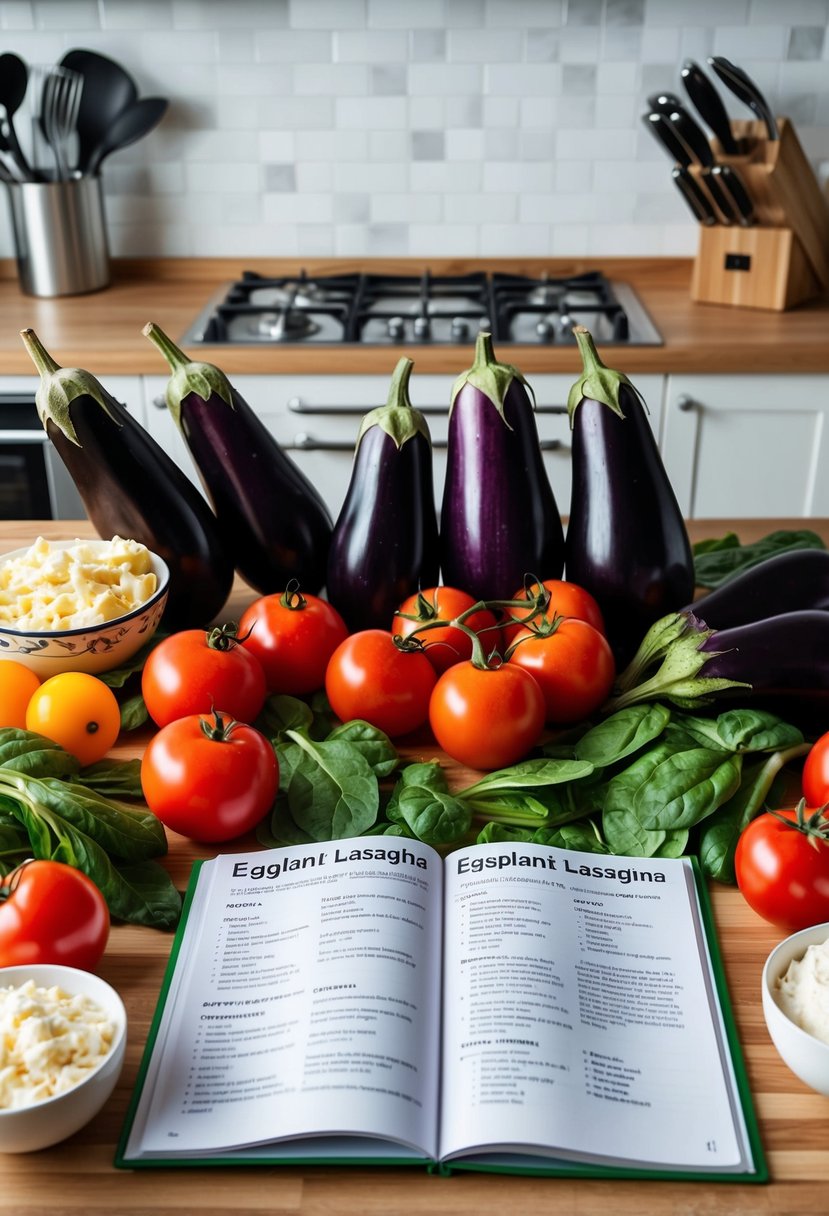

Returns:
181,269,663,347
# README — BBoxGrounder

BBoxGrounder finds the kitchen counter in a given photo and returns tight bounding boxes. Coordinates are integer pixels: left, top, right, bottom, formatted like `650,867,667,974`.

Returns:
1,516,827,1214
0,255,827,377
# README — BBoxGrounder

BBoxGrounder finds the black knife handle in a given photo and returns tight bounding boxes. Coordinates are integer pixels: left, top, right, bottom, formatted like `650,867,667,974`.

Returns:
680,59,740,155
665,107,714,167
642,111,692,167
699,167,737,225
671,167,717,226
707,56,779,141
646,91,684,115
711,164,755,227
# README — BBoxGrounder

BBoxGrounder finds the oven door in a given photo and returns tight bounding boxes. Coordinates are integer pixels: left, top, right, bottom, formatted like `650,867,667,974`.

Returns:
0,395,86,520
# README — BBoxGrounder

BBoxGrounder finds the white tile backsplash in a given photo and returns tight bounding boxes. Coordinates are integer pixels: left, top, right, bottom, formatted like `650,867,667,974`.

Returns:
0,0,824,259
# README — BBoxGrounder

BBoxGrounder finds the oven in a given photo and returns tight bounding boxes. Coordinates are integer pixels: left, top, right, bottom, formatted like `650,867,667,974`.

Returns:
0,394,86,520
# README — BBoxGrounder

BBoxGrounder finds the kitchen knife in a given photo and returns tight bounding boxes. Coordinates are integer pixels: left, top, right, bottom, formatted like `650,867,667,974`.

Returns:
663,108,738,224
710,164,756,227
680,59,740,155
707,56,778,140
642,111,693,167
646,91,685,115
671,166,717,226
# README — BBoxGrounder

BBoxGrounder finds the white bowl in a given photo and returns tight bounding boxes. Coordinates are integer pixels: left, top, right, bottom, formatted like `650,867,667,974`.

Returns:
0,540,169,677
0,963,127,1153
762,921,829,1096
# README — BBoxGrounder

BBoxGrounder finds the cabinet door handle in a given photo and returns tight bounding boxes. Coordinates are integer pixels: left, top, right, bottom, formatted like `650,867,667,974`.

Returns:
287,397,569,417
289,433,565,454
152,395,167,410
676,394,698,412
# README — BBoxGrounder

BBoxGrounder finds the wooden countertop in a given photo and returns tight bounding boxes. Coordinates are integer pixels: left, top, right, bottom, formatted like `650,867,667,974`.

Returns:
1,517,828,1213
0,256,827,378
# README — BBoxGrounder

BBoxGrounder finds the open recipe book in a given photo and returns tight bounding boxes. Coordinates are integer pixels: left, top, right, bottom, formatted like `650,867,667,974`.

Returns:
116,837,765,1181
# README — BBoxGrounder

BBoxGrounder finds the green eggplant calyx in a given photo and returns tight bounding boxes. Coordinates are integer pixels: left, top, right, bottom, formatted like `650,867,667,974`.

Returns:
20,327,121,448
567,325,647,426
142,321,234,430
356,357,431,451
449,331,535,425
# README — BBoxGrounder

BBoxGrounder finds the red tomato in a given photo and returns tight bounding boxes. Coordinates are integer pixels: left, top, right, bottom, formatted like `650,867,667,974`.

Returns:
507,617,615,725
429,661,545,770
239,586,349,696
392,586,500,674
802,730,829,807
141,711,279,843
501,577,606,646
141,624,267,728
0,860,109,972
735,804,829,932
325,629,437,738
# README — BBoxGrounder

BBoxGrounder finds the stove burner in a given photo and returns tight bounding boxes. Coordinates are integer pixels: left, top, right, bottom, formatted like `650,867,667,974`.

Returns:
180,267,662,347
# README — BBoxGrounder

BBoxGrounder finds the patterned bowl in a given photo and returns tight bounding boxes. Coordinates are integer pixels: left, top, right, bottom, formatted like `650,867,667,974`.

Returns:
0,540,169,678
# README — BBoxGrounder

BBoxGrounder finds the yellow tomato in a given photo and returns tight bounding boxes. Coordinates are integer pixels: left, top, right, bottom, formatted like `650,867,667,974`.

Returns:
0,660,41,729
25,672,121,766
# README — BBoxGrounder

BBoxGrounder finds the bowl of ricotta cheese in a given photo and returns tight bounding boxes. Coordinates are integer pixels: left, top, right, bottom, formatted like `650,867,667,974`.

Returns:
762,921,829,1096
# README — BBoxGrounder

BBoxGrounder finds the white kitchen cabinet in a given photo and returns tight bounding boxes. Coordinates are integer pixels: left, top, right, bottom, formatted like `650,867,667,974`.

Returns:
661,375,829,519
142,372,662,523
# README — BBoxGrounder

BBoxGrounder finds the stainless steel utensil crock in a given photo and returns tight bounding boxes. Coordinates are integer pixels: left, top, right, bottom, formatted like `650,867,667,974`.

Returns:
5,174,109,296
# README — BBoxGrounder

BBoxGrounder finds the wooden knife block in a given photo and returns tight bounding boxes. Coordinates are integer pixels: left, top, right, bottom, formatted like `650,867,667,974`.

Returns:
689,118,829,311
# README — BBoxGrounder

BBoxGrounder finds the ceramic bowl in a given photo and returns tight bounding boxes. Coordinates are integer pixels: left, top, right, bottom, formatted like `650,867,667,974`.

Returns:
0,539,169,677
0,963,127,1153
762,921,829,1096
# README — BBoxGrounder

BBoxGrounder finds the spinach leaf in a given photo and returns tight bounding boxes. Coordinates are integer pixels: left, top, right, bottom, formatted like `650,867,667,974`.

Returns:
119,692,149,731
712,708,804,753
388,763,471,846
99,633,168,688
259,695,314,739
0,729,78,778
76,758,144,800
693,529,825,588
477,822,535,845
327,720,399,778
633,747,743,831
573,704,671,767
532,823,609,854
602,806,667,858
278,730,379,841
30,778,167,859
462,757,594,797
0,820,31,875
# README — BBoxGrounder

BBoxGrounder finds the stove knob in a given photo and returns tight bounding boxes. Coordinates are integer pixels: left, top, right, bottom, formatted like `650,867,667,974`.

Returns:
387,316,405,341
413,315,432,340
535,317,554,341
450,317,469,342
612,311,630,341
558,311,574,337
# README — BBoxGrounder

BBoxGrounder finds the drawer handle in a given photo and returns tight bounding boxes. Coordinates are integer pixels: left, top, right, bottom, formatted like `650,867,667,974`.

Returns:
290,433,564,454
288,397,569,418
152,395,167,410
677,394,697,412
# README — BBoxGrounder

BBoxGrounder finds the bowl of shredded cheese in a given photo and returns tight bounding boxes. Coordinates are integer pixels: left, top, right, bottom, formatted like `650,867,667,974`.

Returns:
762,921,829,1096
0,536,169,677
0,964,127,1153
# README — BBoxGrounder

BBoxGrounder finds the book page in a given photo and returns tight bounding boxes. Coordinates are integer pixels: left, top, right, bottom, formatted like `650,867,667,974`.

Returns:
123,838,443,1161
439,842,750,1172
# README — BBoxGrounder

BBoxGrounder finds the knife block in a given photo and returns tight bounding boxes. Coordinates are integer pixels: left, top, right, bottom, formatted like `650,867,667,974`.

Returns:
689,117,829,311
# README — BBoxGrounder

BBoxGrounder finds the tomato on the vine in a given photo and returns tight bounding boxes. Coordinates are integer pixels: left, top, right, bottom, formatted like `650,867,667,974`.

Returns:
325,629,437,738
392,586,500,674
507,616,615,725
142,622,267,727
501,577,606,646
25,672,121,766
239,585,349,696
801,730,829,808
141,710,279,843
0,860,109,972
0,660,41,729
735,802,829,932
429,660,545,770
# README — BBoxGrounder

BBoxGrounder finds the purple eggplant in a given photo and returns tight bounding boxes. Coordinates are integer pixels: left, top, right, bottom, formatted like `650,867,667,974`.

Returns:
143,323,332,596
564,326,694,666
20,328,233,629
696,610,829,690
325,356,439,630
685,547,829,629
439,332,564,601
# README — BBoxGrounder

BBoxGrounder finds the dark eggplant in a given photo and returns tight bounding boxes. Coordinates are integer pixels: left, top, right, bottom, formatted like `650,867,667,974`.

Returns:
20,328,232,629
564,326,694,666
439,332,564,601
325,356,439,631
686,548,829,629
696,610,829,690
143,323,332,595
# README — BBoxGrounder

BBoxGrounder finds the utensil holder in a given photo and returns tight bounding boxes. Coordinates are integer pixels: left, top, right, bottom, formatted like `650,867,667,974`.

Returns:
690,117,829,311
4,175,110,297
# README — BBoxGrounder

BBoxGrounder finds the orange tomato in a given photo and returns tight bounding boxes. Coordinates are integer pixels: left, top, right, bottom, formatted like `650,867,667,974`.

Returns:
26,672,121,766
0,660,41,729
